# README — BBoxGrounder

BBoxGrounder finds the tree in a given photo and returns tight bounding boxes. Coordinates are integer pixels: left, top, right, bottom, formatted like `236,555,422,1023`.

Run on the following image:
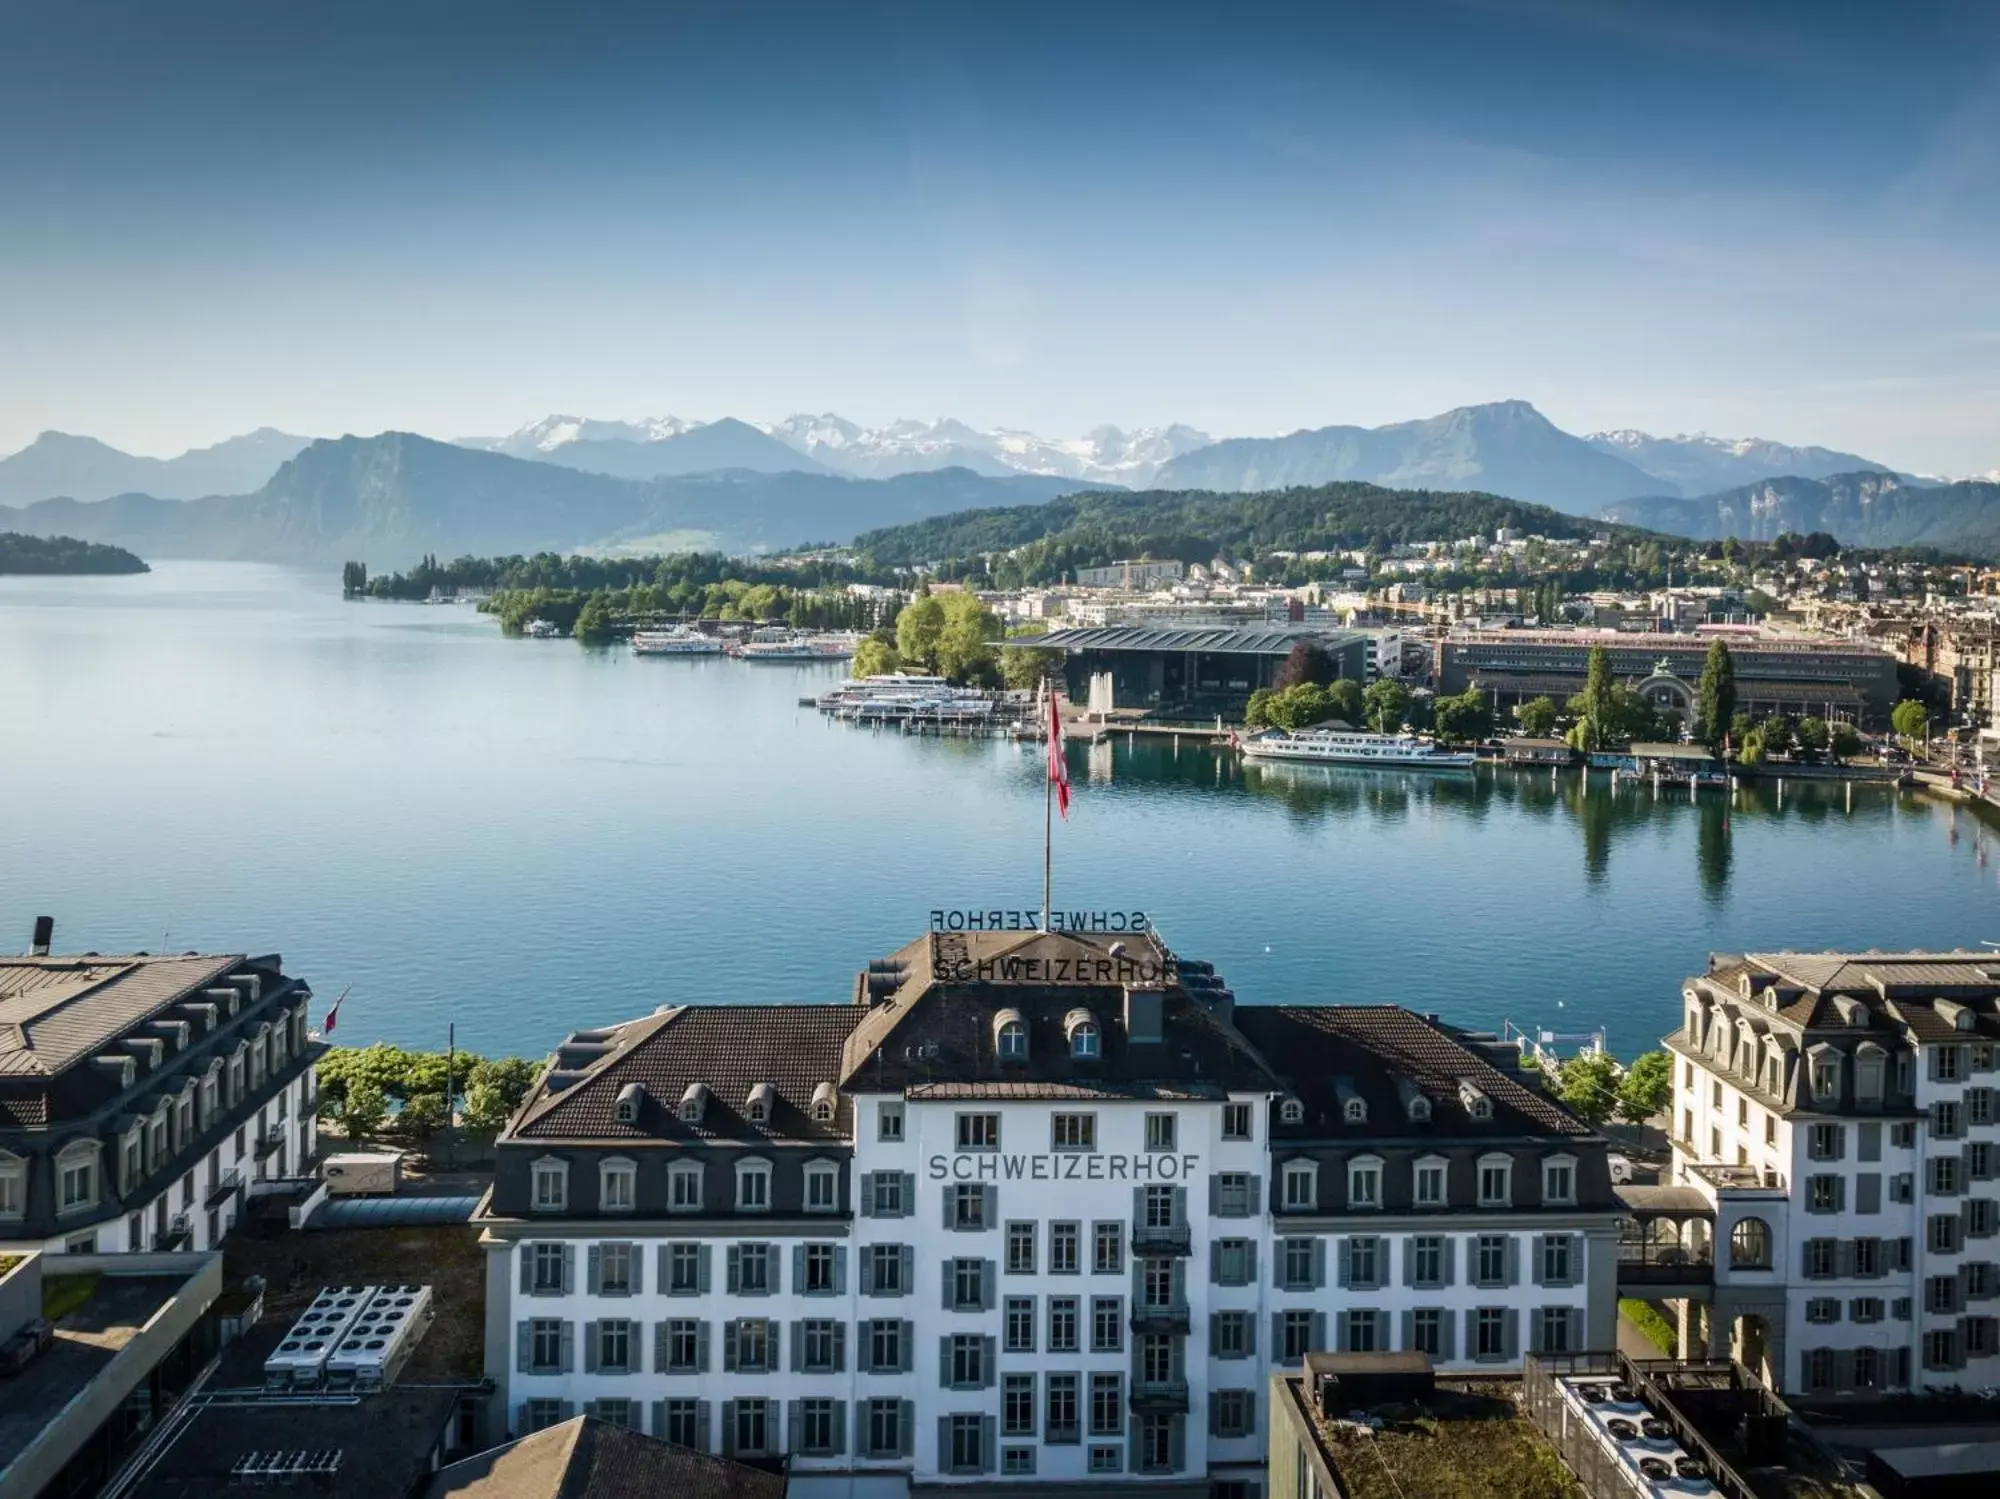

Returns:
342,1079,388,1143
1759,715,1796,760
1556,1051,1622,1129
1796,717,1830,757
1275,642,1337,690
1576,646,1617,751
460,1057,543,1133
1737,726,1767,767
1326,678,1364,725
1513,695,1560,738
1000,645,1064,690
934,593,1001,686
1696,639,1736,749
1362,679,1409,734
572,591,615,646
1244,688,1276,729
895,594,947,671
390,1091,448,1145
852,635,900,678
1830,721,1863,761
1891,698,1930,749
1616,1051,1674,1125
1432,688,1494,744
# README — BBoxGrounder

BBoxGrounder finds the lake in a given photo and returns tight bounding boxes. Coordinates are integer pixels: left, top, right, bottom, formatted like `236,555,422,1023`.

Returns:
5,561,1996,1063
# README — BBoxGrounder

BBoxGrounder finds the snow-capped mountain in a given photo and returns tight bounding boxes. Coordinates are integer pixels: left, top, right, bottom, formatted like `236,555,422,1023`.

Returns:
761,414,1213,485
1583,429,1892,497
466,414,703,459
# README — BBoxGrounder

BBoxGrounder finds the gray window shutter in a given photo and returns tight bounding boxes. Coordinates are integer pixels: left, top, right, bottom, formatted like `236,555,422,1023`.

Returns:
516,1320,532,1373
1133,1185,1145,1226
983,1184,998,1223
652,1401,666,1440
1401,1310,1414,1351
834,1321,847,1373
1464,1309,1479,1358
939,1336,952,1389
1401,1237,1415,1288
936,1416,950,1468
695,1401,711,1452
588,1245,602,1294
1335,1309,1350,1350
724,1321,740,1373
859,1173,875,1215
696,1322,710,1372
722,1401,737,1457
900,1245,914,1294
1245,1312,1257,1358
1249,1174,1263,1213
793,1245,806,1294
1210,1242,1222,1285
981,1261,996,1312
1532,1235,1547,1287
791,1320,804,1373
898,1172,915,1213
1442,1237,1456,1287
630,1248,644,1296
1174,1185,1187,1226
561,1244,576,1293
900,1401,915,1458
1270,1313,1283,1360
942,1264,955,1311
1503,1308,1520,1362
771,1248,784,1296
832,1401,847,1457
860,1250,875,1295
1208,1173,1221,1216
982,1335,997,1386
1246,1240,1258,1284
1438,1308,1455,1361
559,1320,575,1373
727,1246,742,1294
942,1187,954,1231
653,1321,669,1373
1170,1413,1185,1472
1310,1311,1326,1352
519,1251,533,1295
1337,1241,1351,1290
787,1400,801,1455
1311,1237,1326,1290
981,1414,997,1472
583,1321,599,1373
835,1247,848,1296
1505,1236,1520,1287
900,1320,915,1373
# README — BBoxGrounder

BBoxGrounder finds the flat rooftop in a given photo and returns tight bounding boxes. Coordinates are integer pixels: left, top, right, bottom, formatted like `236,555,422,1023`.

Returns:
0,1270,190,1471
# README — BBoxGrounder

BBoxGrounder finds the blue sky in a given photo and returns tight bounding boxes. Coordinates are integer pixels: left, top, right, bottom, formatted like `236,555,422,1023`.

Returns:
2,0,1996,473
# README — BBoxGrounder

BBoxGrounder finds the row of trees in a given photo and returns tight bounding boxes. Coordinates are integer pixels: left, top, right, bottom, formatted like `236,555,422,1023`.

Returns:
484,577,896,641
1552,1049,1674,1129
316,1044,542,1144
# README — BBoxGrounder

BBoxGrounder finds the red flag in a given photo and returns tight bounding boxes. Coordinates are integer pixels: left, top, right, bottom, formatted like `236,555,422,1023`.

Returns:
1047,689,1071,819
321,986,349,1035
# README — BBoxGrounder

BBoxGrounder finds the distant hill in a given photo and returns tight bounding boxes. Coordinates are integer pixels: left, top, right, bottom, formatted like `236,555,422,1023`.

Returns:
0,432,1103,566
0,531,148,575
856,480,1662,570
1585,430,1894,496
1153,400,1662,514
535,417,836,480
1602,471,2000,556
0,427,311,505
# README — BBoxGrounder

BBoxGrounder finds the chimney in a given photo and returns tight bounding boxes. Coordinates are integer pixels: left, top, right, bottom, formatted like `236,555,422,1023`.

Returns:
30,916,53,957
1123,986,1164,1045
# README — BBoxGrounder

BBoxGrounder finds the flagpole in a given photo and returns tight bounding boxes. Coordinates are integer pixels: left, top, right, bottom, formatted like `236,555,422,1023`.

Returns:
1043,748,1053,933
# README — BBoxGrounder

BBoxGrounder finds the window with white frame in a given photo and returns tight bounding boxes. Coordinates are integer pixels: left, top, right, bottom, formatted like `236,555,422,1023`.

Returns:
1542,1156,1576,1204
668,1160,703,1212
1278,1097,1303,1125
1477,1155,1512,1207
0,1152,23,1219
598,1157,636,1213
736,1158,772,1211
1067,1015,1100,1059
1281,1160,1317,1211
996,1016,1028,1061
804,1160,839,1213
1347,1156,1382,1208
531,1157,568,1213
1414,1157,1447,1207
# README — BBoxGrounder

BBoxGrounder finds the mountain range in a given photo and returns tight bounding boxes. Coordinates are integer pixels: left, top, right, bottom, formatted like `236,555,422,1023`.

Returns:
1602,472,2000,555
0,433,1098,566
0,428,311,505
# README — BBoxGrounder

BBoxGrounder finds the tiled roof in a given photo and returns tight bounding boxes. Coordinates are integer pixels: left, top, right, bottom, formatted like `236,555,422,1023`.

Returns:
0,954,243,1077
511,1005,863,1143
1696,952,2000,1043
1024,625,1364,656
1237,1006,1589,1138
425,1417,784,1499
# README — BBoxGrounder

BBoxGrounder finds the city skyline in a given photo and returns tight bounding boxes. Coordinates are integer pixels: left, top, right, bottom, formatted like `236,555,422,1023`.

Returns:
2,1,1996,474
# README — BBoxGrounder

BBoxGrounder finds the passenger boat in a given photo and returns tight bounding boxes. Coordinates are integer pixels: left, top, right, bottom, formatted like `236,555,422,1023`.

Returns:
737,639,834,661
631,628,722,656
1239,728,1477,769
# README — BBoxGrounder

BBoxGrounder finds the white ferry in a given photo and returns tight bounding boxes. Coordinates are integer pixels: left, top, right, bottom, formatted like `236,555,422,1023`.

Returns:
631,628,722,656
1240,728,1478,769
815,674,997,721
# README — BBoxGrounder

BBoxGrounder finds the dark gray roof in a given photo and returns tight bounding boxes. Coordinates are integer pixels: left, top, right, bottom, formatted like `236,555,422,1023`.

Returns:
0,954,245,1077
425,1417,784,1499
1024,625,1364,656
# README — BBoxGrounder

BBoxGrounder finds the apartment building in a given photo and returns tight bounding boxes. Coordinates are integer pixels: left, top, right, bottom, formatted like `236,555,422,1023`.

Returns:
1666,951,2000,1397
476,923,1617,1496
0,923,322,1257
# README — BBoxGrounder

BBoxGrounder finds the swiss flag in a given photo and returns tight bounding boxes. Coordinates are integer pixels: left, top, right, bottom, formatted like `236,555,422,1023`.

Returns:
1047,689,1070,819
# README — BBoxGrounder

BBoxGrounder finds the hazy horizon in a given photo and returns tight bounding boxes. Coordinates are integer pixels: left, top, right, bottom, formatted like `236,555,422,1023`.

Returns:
3,0,1996,474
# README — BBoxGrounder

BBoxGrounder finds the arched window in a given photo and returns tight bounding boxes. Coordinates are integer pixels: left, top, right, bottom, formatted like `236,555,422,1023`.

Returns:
994,1010,1028,1062
1729,1216,1771,1269
1279,1097,1304,1126
1064,1009,1100,1060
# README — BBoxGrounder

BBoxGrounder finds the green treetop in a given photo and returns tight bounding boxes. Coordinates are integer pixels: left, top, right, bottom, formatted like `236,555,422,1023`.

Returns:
1697,639,1736,749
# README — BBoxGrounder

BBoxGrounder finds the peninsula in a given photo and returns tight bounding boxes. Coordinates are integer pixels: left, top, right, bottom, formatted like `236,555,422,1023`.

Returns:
0,530,149,575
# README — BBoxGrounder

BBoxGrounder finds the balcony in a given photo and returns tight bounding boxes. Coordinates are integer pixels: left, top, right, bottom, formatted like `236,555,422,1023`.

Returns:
1615,1184,1716,1295
253,1127,285,1159
1129,1302,1191,1336
205,1167,242,1208
1129,1379,1190,1414
159,1214,193,1251
1132,1223,1192,1256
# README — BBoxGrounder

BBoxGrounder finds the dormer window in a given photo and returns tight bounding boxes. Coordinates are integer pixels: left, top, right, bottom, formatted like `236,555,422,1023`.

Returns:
614,1083,646,1125
668,1159,704,1212
1279,1097,1304,1126
1064,1009,1100,1060
599,1157,636,1213
803,1159,839,1213
1347,1155,1383,1208
1542,1154,1577,1205
1334,1078,1365,1124
1458,1082,1492,1121
1344,1099,1367,1124
1477,1153,1513,1207
531,1156,569,1213
679,1082,708,1125
1280,1159,1317,1211
1809,1045,1841,1103
736,1157,772,1212
745,1082,776,1124
994,1009,1028,1062
810,1082,837,1124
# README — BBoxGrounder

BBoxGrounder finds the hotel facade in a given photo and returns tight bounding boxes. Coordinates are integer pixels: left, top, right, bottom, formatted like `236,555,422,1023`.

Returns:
476,924,1620,1496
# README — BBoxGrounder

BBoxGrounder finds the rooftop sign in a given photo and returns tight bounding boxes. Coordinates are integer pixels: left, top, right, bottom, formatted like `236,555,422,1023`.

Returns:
930,909,1150,933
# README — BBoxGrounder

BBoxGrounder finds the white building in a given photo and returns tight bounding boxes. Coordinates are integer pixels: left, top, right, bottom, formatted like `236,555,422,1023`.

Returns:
1665,950,1999,1397
476,924,1620,1496
0,935,322,1259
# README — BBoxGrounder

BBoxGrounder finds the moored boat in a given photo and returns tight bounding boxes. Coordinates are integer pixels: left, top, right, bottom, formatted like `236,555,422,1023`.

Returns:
632,628,722,656
1239,728,1477,769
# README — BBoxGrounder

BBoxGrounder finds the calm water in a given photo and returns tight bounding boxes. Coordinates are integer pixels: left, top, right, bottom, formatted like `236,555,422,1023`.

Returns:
5,562,1999,1061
